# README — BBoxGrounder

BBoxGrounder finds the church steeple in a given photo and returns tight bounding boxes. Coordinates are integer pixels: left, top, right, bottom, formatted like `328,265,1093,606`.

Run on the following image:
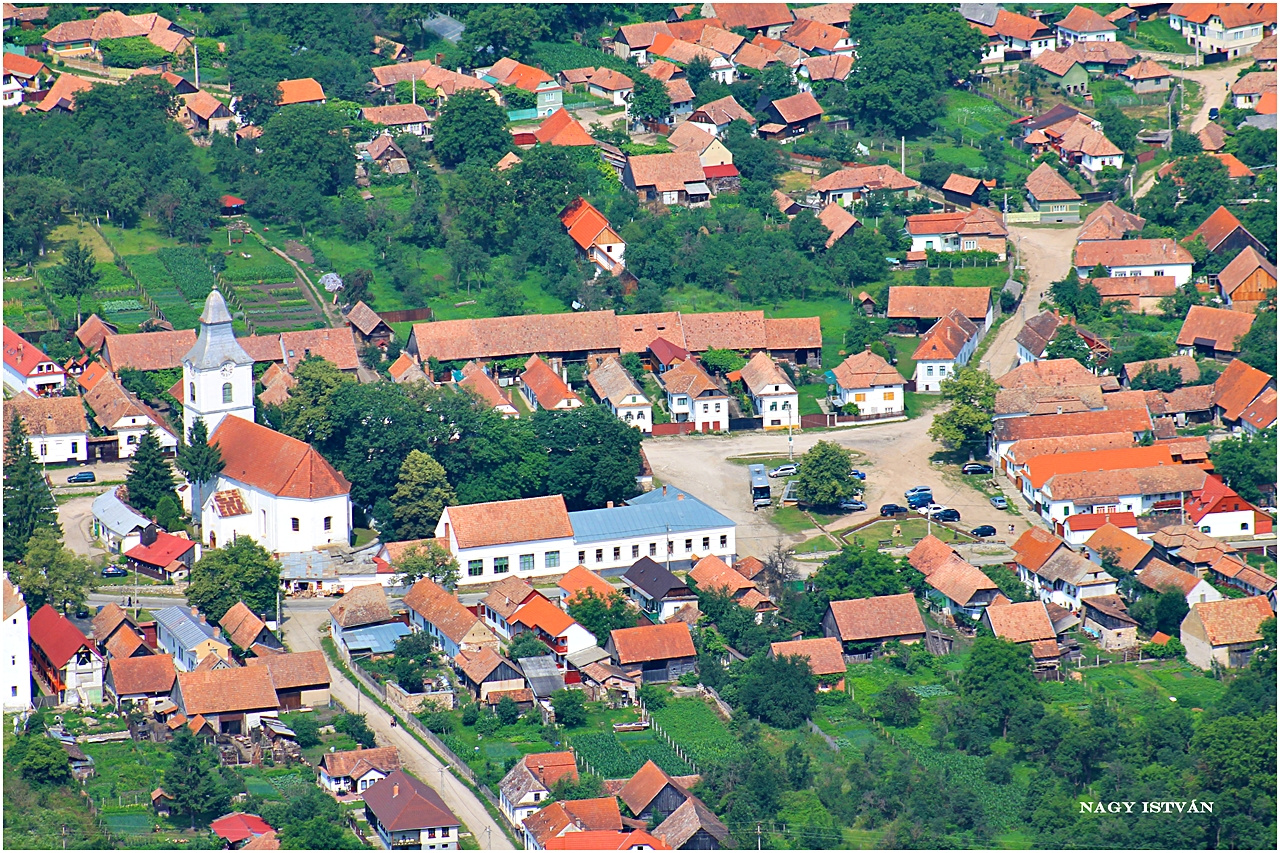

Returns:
182,286,255,439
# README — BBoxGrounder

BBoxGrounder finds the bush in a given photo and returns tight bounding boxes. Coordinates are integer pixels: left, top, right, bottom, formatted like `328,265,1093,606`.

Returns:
333,712,376,748
461,703,480,726
550,689,588,728
288,714,322,748
420,710,456,734
474,711,501,735
984,750,1013,784
639,684,668,710
877,682,922,728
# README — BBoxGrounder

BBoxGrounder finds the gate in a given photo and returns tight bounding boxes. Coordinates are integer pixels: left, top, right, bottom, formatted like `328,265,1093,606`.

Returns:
1203,50,1229,65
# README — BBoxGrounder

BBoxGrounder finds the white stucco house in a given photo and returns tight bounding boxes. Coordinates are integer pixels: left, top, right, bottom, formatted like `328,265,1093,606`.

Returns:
739,351,798,430
1074,238,1194,286
911,311,979,394
1038,464,1209,523
587,357,652,433
5,394,89,464
1169,5,1270,59
824,349,904,415
84,375,178,458
1055,6,1117,45
657,357,730,432
3,325,66,397
3,577,32,712
91,488,152,553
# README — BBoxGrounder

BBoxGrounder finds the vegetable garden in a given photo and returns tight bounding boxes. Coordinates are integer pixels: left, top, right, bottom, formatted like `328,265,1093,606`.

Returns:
649,699,742,767
570,730,693,778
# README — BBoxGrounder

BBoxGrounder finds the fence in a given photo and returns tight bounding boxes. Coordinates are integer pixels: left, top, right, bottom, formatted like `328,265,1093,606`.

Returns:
637,702,699,775
1004,211,1041,224
505,108,539,122
651,422,697,436
798,412,906,429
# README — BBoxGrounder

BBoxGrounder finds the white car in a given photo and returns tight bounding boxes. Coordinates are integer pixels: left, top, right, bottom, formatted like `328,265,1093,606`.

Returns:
769,464,798,478
918,503,949,517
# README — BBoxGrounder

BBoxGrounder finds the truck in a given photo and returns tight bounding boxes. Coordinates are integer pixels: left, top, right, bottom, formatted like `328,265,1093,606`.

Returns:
748,464,772,510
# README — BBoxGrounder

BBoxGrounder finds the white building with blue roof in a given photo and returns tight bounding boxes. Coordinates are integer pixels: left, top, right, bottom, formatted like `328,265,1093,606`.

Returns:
436,486,736,587
153,605,232,671
91,487,151,553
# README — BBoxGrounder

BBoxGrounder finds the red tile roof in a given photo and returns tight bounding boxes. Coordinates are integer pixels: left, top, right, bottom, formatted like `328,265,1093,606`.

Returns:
521,355,581,409
825,593,926,641
1025,162,1081,202
913,311,978,361
709,3,793,30
1177,305,1255,352
1075,238,1193,269
558,565,617,602
811,165,918,193
101,329,197,372
211,814,273,845
459,362,516,411
1058,5,1118,33
544,830,671,850
1241,387,1276,431
1085,523,1151,572
177,665,278,715
245,650,329,690
1187,205,1254,252
1217,246,1276,297
28,604,96,669
487,57,555,92
512,595,577,638
277,77,325,105
618,760,687,815
985,600,1056,643
769,636,845,676
1066,511,1137,533
446,495,573,549
1190,596,1273,646
535,108,596,147
609,623,695,664
827,348,902,390
1025,445,1179,490
404,578,492,646
108,655,176,696
35,71,93,112
887,286,990,321
1012,527,1066,573
209,417,349,499
994,407,1151,443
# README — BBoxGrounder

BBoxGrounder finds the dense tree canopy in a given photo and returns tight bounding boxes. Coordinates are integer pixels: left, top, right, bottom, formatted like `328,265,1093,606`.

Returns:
185,537,282,622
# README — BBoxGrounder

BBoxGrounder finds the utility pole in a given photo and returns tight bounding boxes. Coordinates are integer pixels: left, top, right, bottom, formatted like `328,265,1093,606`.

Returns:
193,40,200,89
757,824,762,850
412,75,416,105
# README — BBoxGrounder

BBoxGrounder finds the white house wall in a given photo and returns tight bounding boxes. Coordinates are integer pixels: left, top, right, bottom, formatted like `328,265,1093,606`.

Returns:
2,600,31,711
202,476,351,554
28,432,88,465
1075,262,1192,286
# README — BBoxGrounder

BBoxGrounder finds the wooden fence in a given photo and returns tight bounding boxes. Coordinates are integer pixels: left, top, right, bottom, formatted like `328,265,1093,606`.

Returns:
798,412,905,429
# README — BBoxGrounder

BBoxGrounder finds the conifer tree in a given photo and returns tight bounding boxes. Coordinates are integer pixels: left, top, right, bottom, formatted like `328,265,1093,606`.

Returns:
2,411,60,560
175,419,224,529
124,427,177,516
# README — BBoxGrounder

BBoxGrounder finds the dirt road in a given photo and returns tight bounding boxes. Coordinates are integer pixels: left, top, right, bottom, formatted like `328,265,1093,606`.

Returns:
1172,59,1253,134
281,609,515,850
58,495,108,558
643,413,1032,560
979,224,1084,377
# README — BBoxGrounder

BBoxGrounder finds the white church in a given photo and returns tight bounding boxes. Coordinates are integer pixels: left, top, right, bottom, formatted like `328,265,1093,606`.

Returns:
184,288,353,553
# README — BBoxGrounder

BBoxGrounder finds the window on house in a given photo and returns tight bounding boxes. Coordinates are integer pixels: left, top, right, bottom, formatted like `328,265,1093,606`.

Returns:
39,444,47,456
190,382,196,402
469,560,484,577
324,517,332,531
545,551,560,568
650,543,658,556
684,538,693,551
854,393,866,402
10,686,15,697
884,392,895,401
71,442,78,453
715,402,721,412
720,535,727,547
1201,526,1211,533
520,554,534,572
494,557,509,574
595,549,603,563
127,434,138,444
1241,522,1250,531
613,546,621,560
926,366,934,377
632,544,640,558
578,550,586,564
222,382,233,404
291,518,300,531
702,537,710,550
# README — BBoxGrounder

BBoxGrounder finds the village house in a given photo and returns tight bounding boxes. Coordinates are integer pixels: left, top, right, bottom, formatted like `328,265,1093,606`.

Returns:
624,151,712,207
359,103,430,136
654,797,730,849
824,348,905,416
1186,206,1267,258
587,357,652,433
329,584,396,652
738,351,798,430
1013,528,1118,609
1169,3,1272,58
33,71,93,112
606,622,697,683
1212,358,1273,430
1083,521,1153,573
559,197,625,276
704,3,795,39
810,165,919,207
689,554,776,621
1176,305,1255,361
658,357,730,432
990,404,1149,464
622,557,698,621
1240,388,1277,436
523,108,595,148
404,577,500,658
1015,310,1107,365
1039,463,1209,522
319,745,401,797
1181,596,1274,670
90,489,151,554
4,394,88,465
1184,475,1272,539
906,206,1009,258
3,578,32,712
84,374,178,459
220,601,282,657
1081,594,1141,650
556,565,618,607
124,528,198,583
3,326,65,397
1059,39,1138,75
480,577,542,641
246,651,330,711
104,654,176,711
479,57,562,116
500,752,579,827
1136,558,1222,607
29,604,103,706
454,646,525,702
387,353,429,386
1092,275,1178,313
459,362,520,418
1056,5,1118,45
982,600,1059,667
363,770,461,851
435,495,576,586
920,553,1002,620
1074,238,1194,285
345,301,394,348
1216,246,1276,313
520,355,582,412
1209,555,1278,606
182,90,235,133
887,285,995,335
769,636,846,691
510,595,597,664
668,122,734,169
1150,525,1241,576
2,52,51,106
758,91,823,139
154,605,231,672
1252,31,1277,67
521,797,625,851
1032,50,1090,95
644,60,695,116
1078,201,1146,242
822,593,927,649
1120,59,1174,93
1024,162,1082,222
277,77,326,106
210,813,274,849
613,22,673,65
618,760,695,825
988,8,1057,57
1120,355,1201,389
41,9,189,56
781,16,854,55
912,310,981,393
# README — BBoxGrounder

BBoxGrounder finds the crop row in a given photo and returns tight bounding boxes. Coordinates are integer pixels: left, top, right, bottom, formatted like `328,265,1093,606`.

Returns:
219,256,295,284
571,731,693,779
157,247,217,302
913,750,1025,830
650,699,742,767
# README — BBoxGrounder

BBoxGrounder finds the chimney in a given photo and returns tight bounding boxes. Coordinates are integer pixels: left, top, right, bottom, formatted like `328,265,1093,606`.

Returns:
199,614,207,624
443,522,450,542
607,501,614,508
662,485,668,497
865,344,872,352
213,626,221,637
677,494,684,500
392,783,399,798
190,606,199,617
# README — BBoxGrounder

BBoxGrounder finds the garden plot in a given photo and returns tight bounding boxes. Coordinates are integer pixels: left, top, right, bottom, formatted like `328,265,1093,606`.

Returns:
570,730,692,779
231,282,326,333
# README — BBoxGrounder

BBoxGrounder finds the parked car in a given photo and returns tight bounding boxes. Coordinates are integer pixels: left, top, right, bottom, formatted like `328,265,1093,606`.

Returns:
990,495,1008,510
769,464,798,478
66,471,96,484
961,463,993,475
880,504,909,517
935,509,962,523
101,566,127,578
918,503,949,517
849,469,867,480
907,492,934,509
971,525,997,538
1208,106,1219,120
74,605,90,619
838,499,867,512
904,486,932,498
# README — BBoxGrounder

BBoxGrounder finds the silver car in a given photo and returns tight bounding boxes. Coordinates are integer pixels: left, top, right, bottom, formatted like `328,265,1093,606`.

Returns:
990,495,1008,509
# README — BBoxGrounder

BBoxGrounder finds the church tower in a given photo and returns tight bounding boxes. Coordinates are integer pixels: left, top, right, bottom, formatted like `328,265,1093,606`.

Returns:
182,286,255,440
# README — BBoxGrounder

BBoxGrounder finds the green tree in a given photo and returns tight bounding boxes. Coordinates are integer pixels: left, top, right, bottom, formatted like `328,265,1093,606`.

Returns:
810,542,923,603
685,55,712,91
333,713,376,748
795,440,854,509
52,240,101,328
737,652,818,728
124,428,178,516
19,736,72,787
460,5,548,59
699,348,747,375
533,405,642,511
508,630,551,661
877,682,922,727
566,588,637,646
1045,326,1093,369
619,351,647,386
153,495,184,532
960,636,1038,737
279,356,356,445
927,366,999,454
185,537,282,622
1236,305,1276,374
550,688,588,727
176,418,224,531
1095,104,1142,156
759,62,799,104
790,209,832,255
982,565,1033,603
2,412,60,561
496,695,520,726
433,88,510,168
630,70,672,122
255,105,355,231
281,816,360,850
1209,427,1276,505
1130,364,1183,392
289,714,322,748
389,450,456,540
393,656,424,693
391,540,461,590
164,729,230,829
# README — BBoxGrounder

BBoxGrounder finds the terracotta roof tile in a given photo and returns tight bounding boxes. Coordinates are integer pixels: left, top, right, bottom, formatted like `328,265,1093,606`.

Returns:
1217,246,1276,297
101,329,196,371
1085,523,1152,572
91,602,130,641
210,489,250,517
1079,201,1146,241
696,25,745,56
459,362,517,412
245,650,328,691
781,17,848,52
1187,205,1255,252
587,357,646,407
1044,464,1208,502
825,593,926,641
997,358,1117,390
108,655,175,696
218,602,267,650
1231,71,1276,97
558,566,617,602
763,316,822,351
1076,238,1193,269
409,311,619,362
404,578,495,646
1034,49,1082,78
769,636,845,675
329,585,392,629
177,665,277,715
927,554,999,607
996,386,1106,417
360,103,429,126
1012,527,1067,573
1241,387,1276,430
209,417,349,499
1212,358,1273,421
74,314,118,352
734,41,784,71
512,595,578,638
363,770,459,832
993,8,1052,40
535,108,596,147
811,165,918,193
1025,445,1179,490
689,554,757,595
520,355,580,409
319,746,401,779
985,600,1056,643
887,286,990,321
609,622,695,664
277,77,325,105
454,646,514,684
1177,305,1255,352
826,349,902,390
445,495,573,549
913,311,978,360
5,394,88,437
1252,32,1276,61
993,407,1151,443
1190,596,1273,646
618,760,687,815
616,22,671,49
1067,511,1137,533
1025,162,1081,202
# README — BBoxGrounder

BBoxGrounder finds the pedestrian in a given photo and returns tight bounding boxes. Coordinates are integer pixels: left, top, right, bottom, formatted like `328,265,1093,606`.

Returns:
1007,523,1015,535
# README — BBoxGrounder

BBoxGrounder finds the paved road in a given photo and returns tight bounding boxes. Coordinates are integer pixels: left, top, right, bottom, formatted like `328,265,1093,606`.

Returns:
642,413,1034,561
979,224,1084,378
280,607,515,850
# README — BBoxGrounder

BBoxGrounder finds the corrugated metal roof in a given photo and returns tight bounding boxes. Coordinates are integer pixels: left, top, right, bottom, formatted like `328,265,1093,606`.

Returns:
340,622,410,655
569,488,733,544
154,605,229,655
517,655,565,697
91,489,150,537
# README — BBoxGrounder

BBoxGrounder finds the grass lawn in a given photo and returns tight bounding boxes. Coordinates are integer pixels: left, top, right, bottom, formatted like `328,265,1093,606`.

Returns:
795,381,827,415
778,171,812,193
98,218,188,256
1081,660,1226,710
1126,19,1195,54
891,334,922,383
794,533,839,554
770,503,818,534
44,220,115,263
890,265,1007,290
904,391,943,420
352,528,377,548
846,517,972,548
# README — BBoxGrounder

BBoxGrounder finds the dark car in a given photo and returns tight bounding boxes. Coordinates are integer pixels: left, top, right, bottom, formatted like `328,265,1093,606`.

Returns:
935,508,962,523
66,471,96,484
906,492,934,509
101,566,127,578
1208,106,1220,120
961,463,993,475
838,499,867,512
971,525,997,538
74,605,90,619
880,504,909,517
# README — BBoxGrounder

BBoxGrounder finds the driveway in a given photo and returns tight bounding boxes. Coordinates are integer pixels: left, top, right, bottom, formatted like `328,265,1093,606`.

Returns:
978,224,1084,377
642,413,1033,560
59,494,108,558
281,608,515,850
50,459,131,492
1171,59,1253,134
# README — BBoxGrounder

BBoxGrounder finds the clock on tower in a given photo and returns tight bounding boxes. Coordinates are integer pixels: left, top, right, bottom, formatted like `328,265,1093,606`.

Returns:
183,287,256,440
